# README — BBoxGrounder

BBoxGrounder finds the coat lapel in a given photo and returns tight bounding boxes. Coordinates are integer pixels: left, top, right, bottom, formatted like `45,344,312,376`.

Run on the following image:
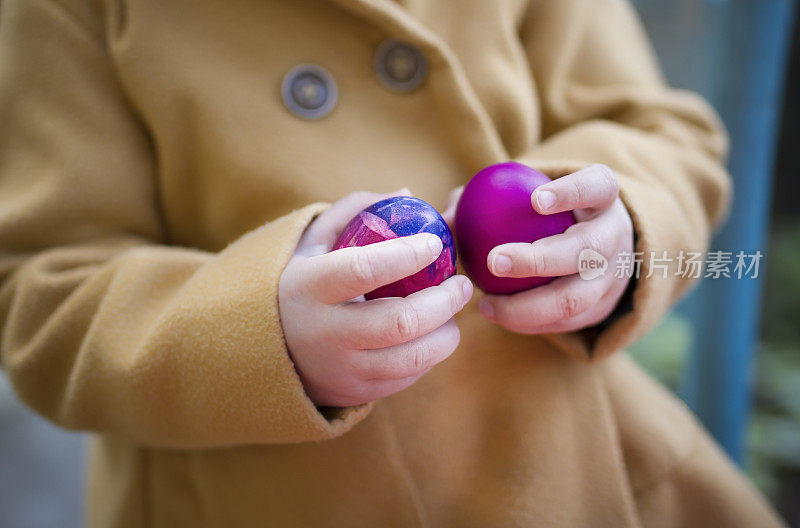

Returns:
325,0,510,170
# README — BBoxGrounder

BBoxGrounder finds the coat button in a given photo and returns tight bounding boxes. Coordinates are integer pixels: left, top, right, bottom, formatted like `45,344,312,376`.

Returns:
374,39,427,93
281,64,338,120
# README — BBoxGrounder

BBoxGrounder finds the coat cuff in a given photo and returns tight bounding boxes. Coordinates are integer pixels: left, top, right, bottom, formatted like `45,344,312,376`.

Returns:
136,203,372,446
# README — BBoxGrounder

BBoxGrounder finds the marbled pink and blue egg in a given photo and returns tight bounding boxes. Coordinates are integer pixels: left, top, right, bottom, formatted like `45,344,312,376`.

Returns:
333,196,456,299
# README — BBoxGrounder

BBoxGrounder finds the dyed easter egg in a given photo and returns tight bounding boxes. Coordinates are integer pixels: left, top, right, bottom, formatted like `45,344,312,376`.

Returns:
455,162,576,294
333,196,456,299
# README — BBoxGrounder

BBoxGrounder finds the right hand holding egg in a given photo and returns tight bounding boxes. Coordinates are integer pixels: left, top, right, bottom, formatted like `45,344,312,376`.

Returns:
475,164,634,334
279,191,473,407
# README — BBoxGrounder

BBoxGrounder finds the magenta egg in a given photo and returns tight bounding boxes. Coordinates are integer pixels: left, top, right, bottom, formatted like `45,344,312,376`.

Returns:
455,162,576,294
333,196,456,300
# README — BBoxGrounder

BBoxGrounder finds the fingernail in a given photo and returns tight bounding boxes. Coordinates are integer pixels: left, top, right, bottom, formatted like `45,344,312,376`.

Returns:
427,235,443,256
479,298,494,319
461,279,473,303
492,254,512,275
535,189,556,211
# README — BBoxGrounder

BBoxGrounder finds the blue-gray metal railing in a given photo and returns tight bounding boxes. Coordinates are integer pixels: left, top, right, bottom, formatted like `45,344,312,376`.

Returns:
633,0,796,463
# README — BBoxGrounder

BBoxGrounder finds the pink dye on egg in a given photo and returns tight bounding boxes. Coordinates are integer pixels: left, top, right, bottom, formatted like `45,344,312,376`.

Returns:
333,196,457,300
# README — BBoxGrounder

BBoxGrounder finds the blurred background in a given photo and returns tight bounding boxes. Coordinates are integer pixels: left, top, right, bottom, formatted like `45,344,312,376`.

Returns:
1,0,799,526
628,0,800,524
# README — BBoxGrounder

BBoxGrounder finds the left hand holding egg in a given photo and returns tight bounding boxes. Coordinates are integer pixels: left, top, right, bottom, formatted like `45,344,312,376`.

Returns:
443,164,634,334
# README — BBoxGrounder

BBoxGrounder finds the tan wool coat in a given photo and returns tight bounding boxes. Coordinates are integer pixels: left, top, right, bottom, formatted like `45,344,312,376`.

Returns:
0,0,787,526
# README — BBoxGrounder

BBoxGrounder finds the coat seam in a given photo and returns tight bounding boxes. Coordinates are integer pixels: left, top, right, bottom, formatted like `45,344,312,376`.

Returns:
631,423,703,500
28,0,105,48
377,405,431,528
141,447,153,528
595,366,647,528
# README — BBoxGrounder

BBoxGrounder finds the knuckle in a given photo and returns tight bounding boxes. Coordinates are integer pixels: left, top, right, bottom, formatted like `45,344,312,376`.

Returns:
399,237,427,268
576,182,589,204
409,343,434,373
447,282,463,314
449,290,462,315
568,181,584,206
595,164,619,197
571,173,593,204
558,292,587,319
394,300,421,342
348,250,377,287
580,231,603,254
527,246,548,276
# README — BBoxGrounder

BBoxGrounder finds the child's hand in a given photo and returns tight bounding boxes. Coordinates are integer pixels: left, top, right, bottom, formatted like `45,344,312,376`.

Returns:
442,164,633,335
279,191,474,407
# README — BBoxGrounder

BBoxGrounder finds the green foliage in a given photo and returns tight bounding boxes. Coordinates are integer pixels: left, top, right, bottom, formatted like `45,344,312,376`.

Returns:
761,222,800,346
747,223,800,499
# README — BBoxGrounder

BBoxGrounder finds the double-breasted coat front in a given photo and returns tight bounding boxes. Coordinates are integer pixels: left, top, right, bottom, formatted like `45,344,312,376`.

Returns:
0,0,785,526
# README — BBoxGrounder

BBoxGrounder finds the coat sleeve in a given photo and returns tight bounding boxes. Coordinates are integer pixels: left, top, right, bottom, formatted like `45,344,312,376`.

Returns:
515,0,732,361
0,0,370,448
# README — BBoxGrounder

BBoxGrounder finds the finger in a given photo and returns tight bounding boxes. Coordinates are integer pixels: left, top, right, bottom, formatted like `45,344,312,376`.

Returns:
358,318,460,381
440,186,464,229
486,211,618,278
343,368,434,406
504,288,620,334
319,367,433,408
303,233,444,304
479,273,609,330
531,164,619,215
336,275,473,349
297,188,412,256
